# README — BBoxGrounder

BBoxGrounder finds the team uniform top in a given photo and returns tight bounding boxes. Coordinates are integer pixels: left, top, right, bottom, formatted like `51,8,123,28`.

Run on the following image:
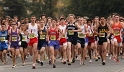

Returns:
67,22,78,38
28,23,38,39
49,27,59,40
59,25,67,38
98,24,108,40
38,27,47,41
78,24,86,38
0,30,8,44
112,22,122,42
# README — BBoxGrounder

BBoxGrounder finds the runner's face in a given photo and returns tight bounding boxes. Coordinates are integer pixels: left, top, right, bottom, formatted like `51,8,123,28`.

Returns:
9,21,12,26
69,16,74,22
61,19,65,24
94,18,99,23
100,18,105,24
83,19,87,24
78,18,83,24
52,20,56,26
1,25,5,30
112,15,115,20
115,16,119,22
31,17,36,23
21,24,25,29
12,22,17,28
40,21,45,26
87,21,92,25
25,18,29,22
48,19,52,23
36,20,40,24
42,16,46,20
14,17,18,21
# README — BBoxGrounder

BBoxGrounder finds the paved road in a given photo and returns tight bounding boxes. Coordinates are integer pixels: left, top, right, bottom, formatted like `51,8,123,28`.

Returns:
0,56,124,72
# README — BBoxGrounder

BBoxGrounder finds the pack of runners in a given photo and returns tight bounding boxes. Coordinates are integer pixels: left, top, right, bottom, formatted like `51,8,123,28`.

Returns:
0,13,124,69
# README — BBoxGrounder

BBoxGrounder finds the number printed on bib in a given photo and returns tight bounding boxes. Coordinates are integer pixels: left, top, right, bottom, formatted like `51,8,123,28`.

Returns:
40,35,45,39
68,30,74,35
22,36,27,41
29,33,35,38
78,32,86,38
12,37,17,41
114,30,120,36
0,37,5,41
50,35,56,40
99,33,105,37
89,33,93,37
62,34,66,38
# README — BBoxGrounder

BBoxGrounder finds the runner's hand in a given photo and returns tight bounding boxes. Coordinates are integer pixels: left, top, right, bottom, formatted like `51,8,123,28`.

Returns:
19,41,21,46
5,40,8,43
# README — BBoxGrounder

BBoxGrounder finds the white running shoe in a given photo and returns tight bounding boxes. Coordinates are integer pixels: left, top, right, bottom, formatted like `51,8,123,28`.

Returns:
12,65,16,68
89,60,92,63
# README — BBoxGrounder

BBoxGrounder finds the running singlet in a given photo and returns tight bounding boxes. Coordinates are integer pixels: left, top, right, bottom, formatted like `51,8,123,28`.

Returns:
88,26,94,37
78,24,86,38
112,22,122,42
59,25,66,38
112,22,122,36
49,27,59,40
0,30,8,43
98,24,108,39
11,29,19,42
38,27,47,40
21,32,27,42
28,23,38,39
67,22,78,38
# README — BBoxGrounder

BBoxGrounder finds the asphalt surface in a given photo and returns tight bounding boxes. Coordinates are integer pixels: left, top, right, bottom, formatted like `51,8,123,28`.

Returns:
0,56,124,72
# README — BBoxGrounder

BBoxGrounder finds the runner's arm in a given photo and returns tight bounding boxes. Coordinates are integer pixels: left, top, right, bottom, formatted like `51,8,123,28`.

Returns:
107,24,111,38
74,23,82,32
8,30,11,44
24,24,28,31
94,23,99,35
46,28,50,41
84,24,89,34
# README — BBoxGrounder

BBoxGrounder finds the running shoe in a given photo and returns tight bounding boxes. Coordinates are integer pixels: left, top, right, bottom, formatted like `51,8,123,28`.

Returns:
12,65,16,68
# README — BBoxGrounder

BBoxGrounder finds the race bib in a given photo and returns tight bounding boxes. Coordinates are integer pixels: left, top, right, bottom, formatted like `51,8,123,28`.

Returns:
114,30,120,36
99,33,105,37
50,35,56,40
62,34,66,38
40,35,45,39
12,37,17,41
22,36,27,41
29,33,35,38
78,32,86,38
68,30,74,35
0,37,5,41
89,33,93,37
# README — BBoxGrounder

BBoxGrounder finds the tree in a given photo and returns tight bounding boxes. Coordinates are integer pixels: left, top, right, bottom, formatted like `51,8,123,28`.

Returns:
3,0,27,18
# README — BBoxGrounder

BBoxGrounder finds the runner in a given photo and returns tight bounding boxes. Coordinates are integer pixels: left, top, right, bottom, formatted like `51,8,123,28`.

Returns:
19,22,28,66
8,21,20,68
111,14,124,64
95,16,111,65
25,15,41,69
76,17,88,65
59,18,67,64
47,18,62,68
37,19,47,66
0,23,9,64
93,16,99,60
13,15,20,28
87,19,95,63
46,17,52,64
66,14,81,65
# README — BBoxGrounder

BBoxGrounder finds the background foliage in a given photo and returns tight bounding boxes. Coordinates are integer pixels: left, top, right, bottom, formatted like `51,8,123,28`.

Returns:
0,0,124,19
